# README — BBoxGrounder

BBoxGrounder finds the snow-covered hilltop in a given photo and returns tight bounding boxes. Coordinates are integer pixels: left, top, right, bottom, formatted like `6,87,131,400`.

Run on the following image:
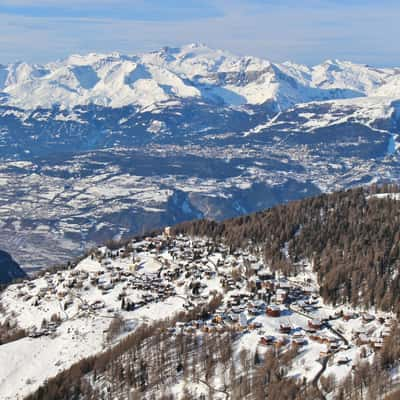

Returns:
1,43,400,111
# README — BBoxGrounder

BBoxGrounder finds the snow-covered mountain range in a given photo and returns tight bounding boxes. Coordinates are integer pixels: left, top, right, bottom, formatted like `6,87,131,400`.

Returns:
1,43,400,111
2,44,400,270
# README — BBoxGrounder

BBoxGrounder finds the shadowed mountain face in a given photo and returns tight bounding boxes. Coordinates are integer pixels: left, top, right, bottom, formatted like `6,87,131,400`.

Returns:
0,250,26,284
1,46,400,270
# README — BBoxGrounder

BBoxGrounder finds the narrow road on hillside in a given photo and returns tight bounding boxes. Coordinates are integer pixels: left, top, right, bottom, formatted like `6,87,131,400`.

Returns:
324,322,349,346
288,304,346,400
311,356,329,400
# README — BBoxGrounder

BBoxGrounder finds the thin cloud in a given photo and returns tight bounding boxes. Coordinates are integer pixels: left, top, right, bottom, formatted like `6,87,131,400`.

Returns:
0,1,222,21
0,1,399,66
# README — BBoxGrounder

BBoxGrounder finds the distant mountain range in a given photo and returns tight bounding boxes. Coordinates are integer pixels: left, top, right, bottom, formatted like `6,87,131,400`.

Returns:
2,43,400,111
1,44,400,270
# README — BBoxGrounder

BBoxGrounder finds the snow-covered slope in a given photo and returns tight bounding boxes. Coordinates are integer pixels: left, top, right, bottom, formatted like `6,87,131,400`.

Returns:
0,234,395,399
2,44,400,111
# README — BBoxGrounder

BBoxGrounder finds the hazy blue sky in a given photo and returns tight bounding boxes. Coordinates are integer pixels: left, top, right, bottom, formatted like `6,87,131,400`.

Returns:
0,0,399,66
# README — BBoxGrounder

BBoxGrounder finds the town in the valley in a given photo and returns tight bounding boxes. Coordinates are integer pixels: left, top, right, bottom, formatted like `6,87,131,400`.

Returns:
0,228,396,399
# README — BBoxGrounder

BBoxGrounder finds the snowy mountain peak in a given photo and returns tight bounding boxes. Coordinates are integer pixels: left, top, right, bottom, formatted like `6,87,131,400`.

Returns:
1,44,400,111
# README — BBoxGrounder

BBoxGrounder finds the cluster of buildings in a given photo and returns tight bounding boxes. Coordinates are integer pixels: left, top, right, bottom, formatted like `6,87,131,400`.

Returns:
3,232,395,367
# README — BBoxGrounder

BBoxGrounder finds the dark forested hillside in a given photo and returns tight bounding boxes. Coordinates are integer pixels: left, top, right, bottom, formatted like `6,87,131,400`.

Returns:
173,184,400,314
0,249,26,285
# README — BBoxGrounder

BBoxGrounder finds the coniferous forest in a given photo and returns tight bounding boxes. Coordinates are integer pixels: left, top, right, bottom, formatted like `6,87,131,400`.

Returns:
173,184,400,315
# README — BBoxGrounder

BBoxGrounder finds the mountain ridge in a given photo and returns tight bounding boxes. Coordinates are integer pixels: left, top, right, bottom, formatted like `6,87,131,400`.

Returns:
1,44,400,112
